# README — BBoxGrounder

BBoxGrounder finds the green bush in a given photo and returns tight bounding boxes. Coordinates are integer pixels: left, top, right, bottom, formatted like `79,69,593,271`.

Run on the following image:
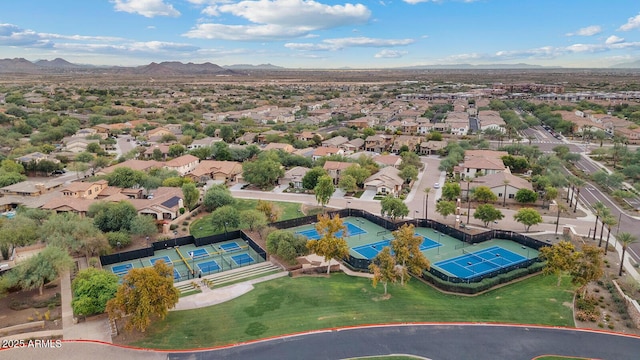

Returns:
106,231,131,248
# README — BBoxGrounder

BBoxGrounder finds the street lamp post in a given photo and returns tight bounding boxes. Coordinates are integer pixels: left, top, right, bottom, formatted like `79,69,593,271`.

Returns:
116,241,121,262
415,210,419,227
466,180,471,224
436,231,441,255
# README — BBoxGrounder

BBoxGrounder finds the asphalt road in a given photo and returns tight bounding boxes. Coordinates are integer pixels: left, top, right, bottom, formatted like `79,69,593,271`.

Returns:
164,324,640,360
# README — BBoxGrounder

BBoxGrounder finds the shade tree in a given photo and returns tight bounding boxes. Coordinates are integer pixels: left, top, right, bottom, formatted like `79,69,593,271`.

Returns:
306,214,349,274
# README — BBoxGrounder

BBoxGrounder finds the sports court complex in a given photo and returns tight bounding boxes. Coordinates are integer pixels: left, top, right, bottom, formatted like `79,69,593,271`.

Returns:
292,216,539,282
103,238,264,282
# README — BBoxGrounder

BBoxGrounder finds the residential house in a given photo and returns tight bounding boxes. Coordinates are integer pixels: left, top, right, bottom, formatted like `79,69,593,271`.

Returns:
264,142,296,153
130,187,185,222
187,137,223,150
323,161,353,185
322,136,349,148
373,154,402,168
61,180,109,199
0,179,66,197
312,147,344,161
95,159,164,176
456,150,508,179
365,135,392,153
363,167,404,196
420,140,447,155
185,160,243,184
297,131,322,142
391,135,423,154
16,152,60,166
279,166,310,189
62,137,101,153
461,169,533,202
143,145,171,160
164,154,200,176
341,138,365,154
477,110,506,133
257,130,284,144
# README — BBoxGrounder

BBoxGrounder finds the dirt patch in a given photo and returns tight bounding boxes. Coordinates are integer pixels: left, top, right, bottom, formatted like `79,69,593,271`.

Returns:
0,279,63,337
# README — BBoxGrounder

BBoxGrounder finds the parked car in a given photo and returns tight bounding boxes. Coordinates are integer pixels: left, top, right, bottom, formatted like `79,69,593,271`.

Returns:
434,182,440,189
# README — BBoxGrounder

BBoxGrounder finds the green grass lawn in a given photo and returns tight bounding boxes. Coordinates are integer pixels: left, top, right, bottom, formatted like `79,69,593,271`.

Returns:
190,199,303,238
133,273,576,349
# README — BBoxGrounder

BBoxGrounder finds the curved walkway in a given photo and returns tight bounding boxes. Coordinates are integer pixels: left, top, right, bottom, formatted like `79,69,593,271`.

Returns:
3,324,639,360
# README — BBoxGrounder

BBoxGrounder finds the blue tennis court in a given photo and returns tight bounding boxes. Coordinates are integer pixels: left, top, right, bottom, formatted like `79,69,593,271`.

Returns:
173,269,181,281
220,242,242,252
418,235,441,251
188,248,209,259
297,222,367,240
197,260,220,272
352,234,442,259
112,263,133,275
150,255,172,266
434,246,527,280
231,253,254,266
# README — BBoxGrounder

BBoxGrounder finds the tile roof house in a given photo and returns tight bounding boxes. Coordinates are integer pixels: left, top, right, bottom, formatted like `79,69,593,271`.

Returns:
130,187,185,222
312,147,344,161
279,166,310,189
322,136,349,148
164,154,200,176
420,140,447,155
323,161,354,185
143,144,171,160
456,150,508,179
263,142,296,153
364,166,404,196
185,160,243,184
477,110,506,133
461,169,533,203
365,135,392,153
391,135,423,154
95,159,164,176
373,154,402,168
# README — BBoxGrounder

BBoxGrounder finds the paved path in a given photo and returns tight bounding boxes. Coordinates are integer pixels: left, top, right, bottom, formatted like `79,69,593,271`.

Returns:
4,324,638,360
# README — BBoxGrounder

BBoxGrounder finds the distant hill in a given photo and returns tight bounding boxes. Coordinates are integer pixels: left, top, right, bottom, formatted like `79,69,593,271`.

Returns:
0,58,41,73
610,59,640,68
0,58,247,75
398,63,553,70
224,63,285,70
34,58,82,69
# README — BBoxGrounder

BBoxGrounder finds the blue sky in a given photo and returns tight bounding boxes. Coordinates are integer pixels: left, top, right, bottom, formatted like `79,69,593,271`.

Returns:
1,0,640,68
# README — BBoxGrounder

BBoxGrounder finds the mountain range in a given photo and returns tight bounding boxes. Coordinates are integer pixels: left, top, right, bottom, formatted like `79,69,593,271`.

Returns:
1,58,640,75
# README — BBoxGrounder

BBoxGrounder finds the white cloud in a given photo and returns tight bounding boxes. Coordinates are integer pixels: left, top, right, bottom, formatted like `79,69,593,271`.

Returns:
605,35,624,45
285,37,414,51
374,49,407,58
111,0,180,18
0,23,48,47
184,0,371,41
566,25,601,37
619,13,640,31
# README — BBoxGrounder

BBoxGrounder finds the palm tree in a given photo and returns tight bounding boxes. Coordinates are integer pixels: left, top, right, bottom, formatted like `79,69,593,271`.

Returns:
598,207,611,247
617,232,638,276
423,187,431,221
572,178,586,212
592,202,606,241
502,179,510,207
555,203,568,234
603,215,617,255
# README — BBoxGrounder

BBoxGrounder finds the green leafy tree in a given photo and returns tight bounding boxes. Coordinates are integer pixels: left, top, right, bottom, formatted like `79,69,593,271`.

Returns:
513,207,543,232
473,204,504,227
617,232,638,276
266,230,309,264
168,144,185,157
338,174,357,193
106,261,179,332
91,201,138,233
435,200,456,221
302,167,327,190
210,205,240,233
398,165,419,184
441,182,462,201
399,151,421,170
10,246,73,295
106,167,145,188
539,241,578,286
71,268,119,316
129,215,157,237
306,214,349,274
472,186,498,203
342,165,370,187
106,231,131,248
75,151,95,163
390,224,430,285
314,175,335,208
380,196,409,220
515,188,538,204
242,153,284,189
369,247,398,296
202,184,236,212
240,209,268,231
181,183,199,211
